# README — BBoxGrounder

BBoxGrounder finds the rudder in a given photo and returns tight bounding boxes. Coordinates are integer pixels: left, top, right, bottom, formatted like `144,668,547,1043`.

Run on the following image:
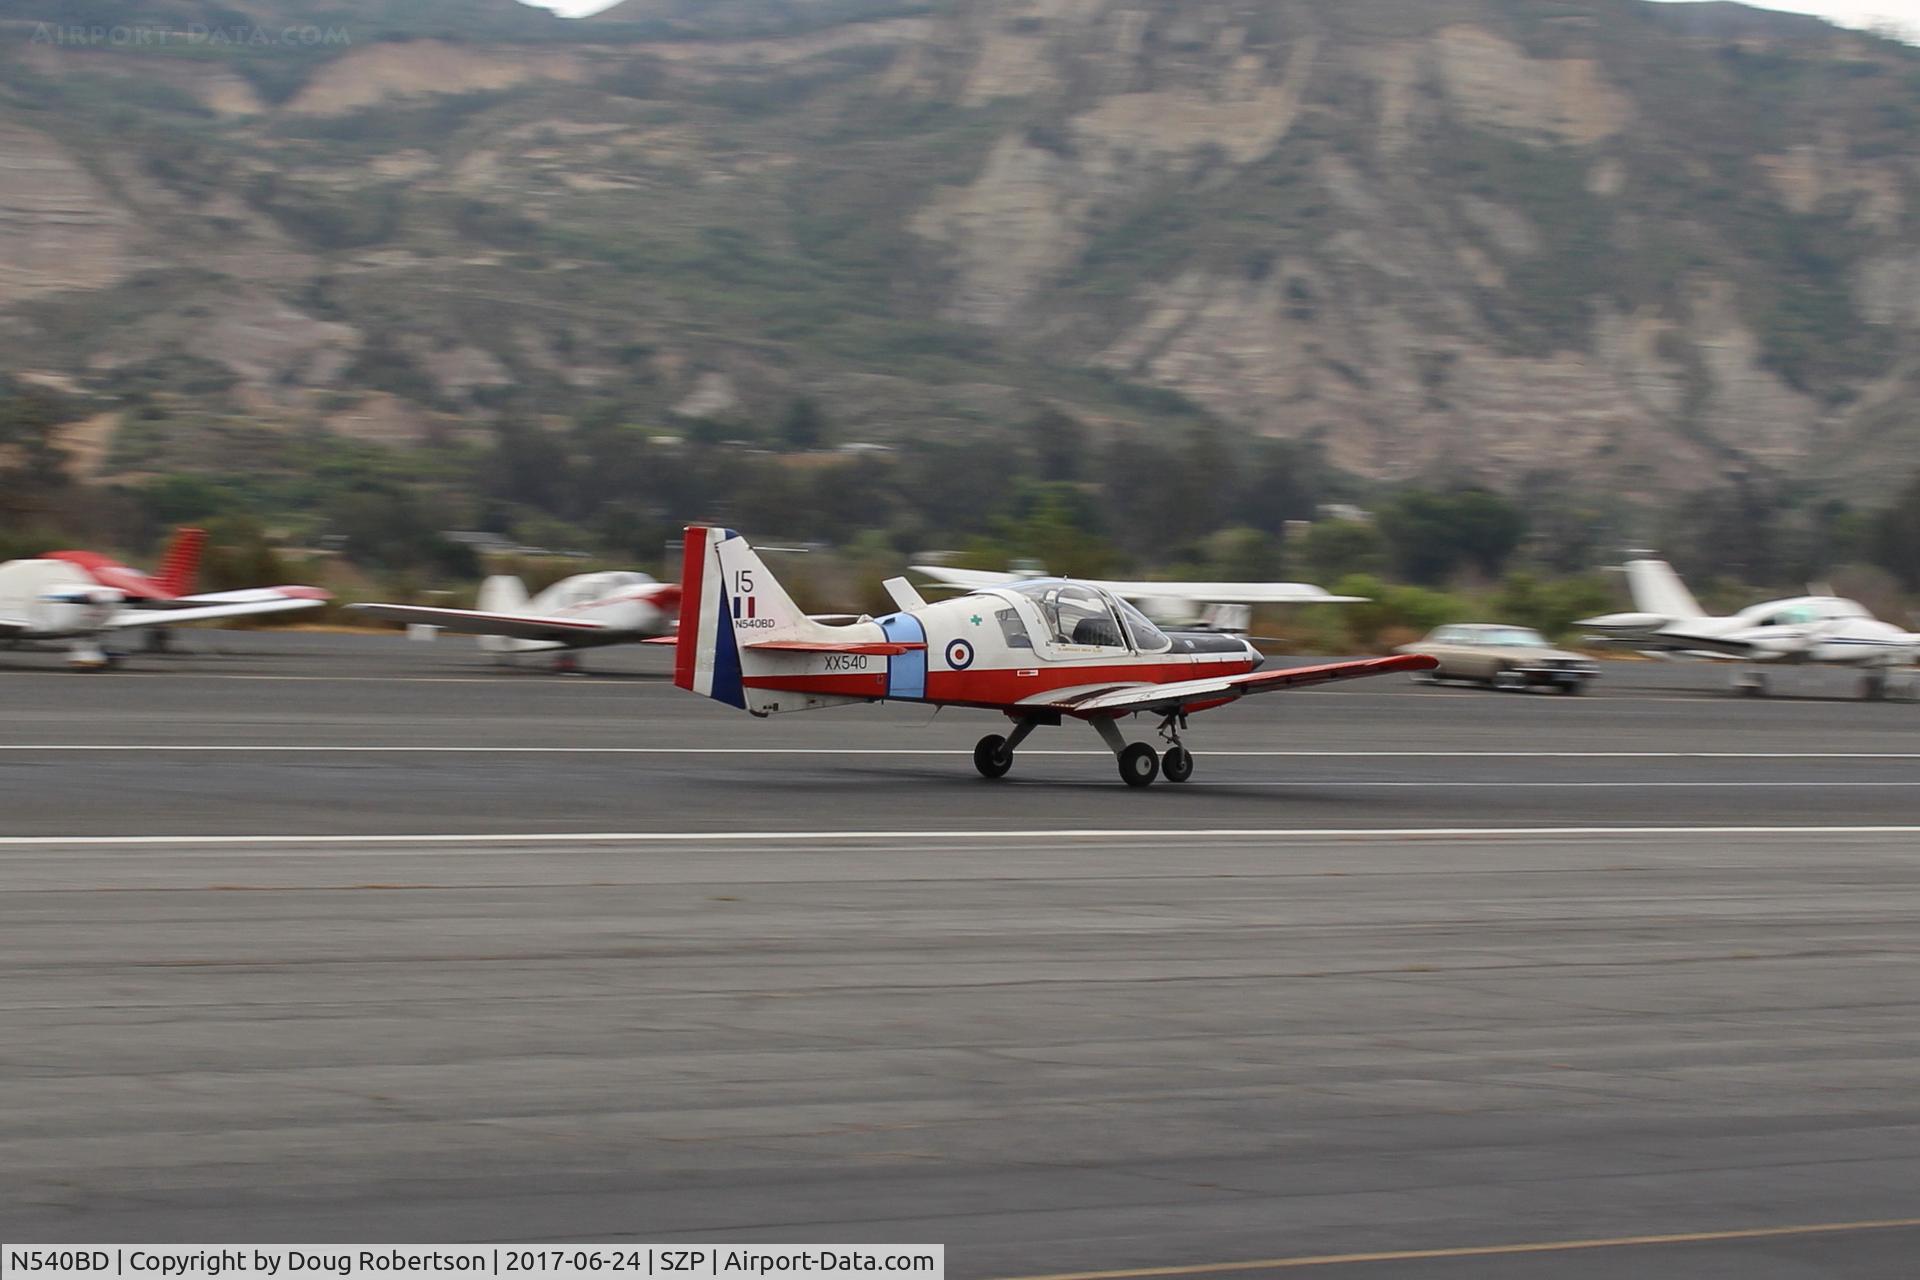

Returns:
674,526,820,709
477,575,532,653
155,526,207,597
1624,558,1705,620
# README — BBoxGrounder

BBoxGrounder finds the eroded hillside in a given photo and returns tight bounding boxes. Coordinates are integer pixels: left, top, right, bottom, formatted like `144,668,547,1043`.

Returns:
1,0,1917,501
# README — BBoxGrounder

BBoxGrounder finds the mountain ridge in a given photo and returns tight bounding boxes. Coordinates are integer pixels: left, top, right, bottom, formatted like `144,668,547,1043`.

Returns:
2,0,1917,511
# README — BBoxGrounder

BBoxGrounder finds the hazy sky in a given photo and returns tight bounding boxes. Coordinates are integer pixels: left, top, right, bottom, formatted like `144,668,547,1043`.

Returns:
1648,0,1920,38
529,0,1920,40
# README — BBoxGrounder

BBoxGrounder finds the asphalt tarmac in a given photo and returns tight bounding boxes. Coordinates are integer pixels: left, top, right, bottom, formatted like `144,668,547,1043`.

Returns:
3,632,1918,1277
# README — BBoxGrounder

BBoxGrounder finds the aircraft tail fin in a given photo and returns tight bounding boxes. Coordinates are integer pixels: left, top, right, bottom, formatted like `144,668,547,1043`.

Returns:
675,526,826,708
477,575,529,613
475,575,531,652
1624,558,1705,620
155,526,207,598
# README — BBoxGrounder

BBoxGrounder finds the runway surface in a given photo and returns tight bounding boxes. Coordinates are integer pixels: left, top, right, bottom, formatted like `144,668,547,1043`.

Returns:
3,632,1918,1276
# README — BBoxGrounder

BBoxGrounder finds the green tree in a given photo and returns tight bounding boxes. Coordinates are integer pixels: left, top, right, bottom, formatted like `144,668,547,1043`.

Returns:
1198,526,1279,580
0,379,77,527
1868,471,1920,590
1291,520,1389,582
1330,574,1469,651
197,515,288,593
1491,572,1616,642
778,397,828,451
1028,407,1087,483
130,475,241,531
998,485,1119,578
478,418,573,517
1379,488,1526,584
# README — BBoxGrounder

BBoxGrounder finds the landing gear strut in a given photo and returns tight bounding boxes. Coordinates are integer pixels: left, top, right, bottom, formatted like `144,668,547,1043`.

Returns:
973,717,1041,780
1157,711,1194,783
1093,717,1171,788
974,713,1199,787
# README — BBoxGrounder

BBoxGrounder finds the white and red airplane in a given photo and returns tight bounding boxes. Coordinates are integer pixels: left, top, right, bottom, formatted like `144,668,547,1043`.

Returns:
1579,557,1920,698
673,526,1435,786
352,571,682,671
0,552,327,669
47,525,330,618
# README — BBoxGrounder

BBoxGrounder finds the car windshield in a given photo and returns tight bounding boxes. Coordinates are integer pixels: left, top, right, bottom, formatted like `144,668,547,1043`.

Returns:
1480,627,1547,647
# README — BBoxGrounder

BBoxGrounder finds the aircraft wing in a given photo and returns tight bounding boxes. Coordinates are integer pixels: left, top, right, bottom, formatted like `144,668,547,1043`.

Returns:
1027,653,1436,717
911,566,1365,604
350,603,616,644
105,597,326,629
168,587,330,607
911,566,1025,591
1077,579,1369,604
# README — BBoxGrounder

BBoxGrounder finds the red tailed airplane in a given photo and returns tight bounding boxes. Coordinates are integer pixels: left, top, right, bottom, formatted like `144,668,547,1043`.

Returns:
673,527,1436,787
48,525,330,614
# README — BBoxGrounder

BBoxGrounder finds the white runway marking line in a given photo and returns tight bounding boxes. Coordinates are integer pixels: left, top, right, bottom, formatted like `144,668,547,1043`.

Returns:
4,824,1919,847
1,672,1876,702
1177,781,1920,788
5,746,1920,759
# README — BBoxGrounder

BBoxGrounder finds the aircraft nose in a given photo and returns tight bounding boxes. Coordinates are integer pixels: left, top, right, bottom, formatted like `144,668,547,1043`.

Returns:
1245,638,1265,669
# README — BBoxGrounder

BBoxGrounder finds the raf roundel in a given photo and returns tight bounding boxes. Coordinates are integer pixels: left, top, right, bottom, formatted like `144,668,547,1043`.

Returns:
945,638,975,670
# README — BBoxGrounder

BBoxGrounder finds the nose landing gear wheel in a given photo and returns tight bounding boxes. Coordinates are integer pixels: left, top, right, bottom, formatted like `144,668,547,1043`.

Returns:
1118,742,1160,788
1161,745,1194,783
973,734,1013,779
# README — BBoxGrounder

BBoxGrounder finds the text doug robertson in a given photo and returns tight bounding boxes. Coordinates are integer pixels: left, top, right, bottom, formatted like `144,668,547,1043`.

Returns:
6,1253,491,1277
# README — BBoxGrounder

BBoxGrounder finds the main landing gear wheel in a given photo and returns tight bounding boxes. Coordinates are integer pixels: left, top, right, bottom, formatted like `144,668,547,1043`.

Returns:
1161,744,1194,783
973,734,1013,780
1118,742,1160,788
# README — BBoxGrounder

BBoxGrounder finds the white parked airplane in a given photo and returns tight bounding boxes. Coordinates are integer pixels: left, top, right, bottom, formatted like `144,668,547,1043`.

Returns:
1579,557,1920,698
0,557,327,669
352,571,681,671
910,565,1367,634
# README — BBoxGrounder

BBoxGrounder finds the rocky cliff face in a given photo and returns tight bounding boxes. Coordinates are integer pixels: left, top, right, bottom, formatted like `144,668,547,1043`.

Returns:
1,0,1916,500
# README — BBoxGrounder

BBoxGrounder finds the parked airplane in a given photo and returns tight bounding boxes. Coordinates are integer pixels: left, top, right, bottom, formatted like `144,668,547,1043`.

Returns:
0,556,326,669
352,571,681,671
674,526,1434,786
1579,557,1920,698
911,563,1366,633
46,526,331,639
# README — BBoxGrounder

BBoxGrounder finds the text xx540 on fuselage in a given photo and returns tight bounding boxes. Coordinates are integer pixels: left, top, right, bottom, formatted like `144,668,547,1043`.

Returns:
673,526,1432,787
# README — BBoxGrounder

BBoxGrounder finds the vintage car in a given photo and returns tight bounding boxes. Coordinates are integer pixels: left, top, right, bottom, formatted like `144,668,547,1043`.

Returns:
1397,624,1600,693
